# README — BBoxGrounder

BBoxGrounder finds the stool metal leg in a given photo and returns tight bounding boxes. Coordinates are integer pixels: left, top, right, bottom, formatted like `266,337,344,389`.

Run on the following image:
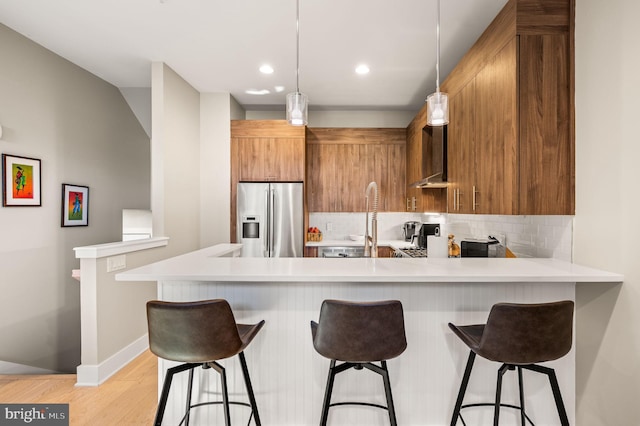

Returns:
380,360,398,426
320,360,337,426
494,364,509,426
209,361,231,426
517,366,525,426
184,367,195,426
451,351,476,426
239,351,261,426
522,364,569,426
154,363,199,426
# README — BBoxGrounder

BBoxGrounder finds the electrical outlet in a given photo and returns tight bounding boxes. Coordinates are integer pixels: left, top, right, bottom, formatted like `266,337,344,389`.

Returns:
326,222,333,232
107,255,126,272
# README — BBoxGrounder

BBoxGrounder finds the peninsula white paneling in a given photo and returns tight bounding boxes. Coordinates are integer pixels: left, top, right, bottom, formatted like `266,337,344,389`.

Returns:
155,280,575,425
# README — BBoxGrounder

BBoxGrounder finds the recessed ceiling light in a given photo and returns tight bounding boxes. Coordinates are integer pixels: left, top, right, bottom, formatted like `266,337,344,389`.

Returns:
355,64,370,75
274,86,285,93
246,89,270,95
259,65,274,74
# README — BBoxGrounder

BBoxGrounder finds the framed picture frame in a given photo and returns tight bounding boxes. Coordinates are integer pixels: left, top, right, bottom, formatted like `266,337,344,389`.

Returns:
2,154,42,207
61,183,89,227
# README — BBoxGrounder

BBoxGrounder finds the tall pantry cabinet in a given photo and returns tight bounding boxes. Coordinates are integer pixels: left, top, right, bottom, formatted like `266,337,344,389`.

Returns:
444,0,574,215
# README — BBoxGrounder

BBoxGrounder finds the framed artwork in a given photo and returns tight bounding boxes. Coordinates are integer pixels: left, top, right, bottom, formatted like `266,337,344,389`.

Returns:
2,154,42,206
61,184,89,227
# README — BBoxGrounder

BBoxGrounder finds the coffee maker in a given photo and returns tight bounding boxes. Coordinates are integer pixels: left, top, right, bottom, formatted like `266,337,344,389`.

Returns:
402,221,420,242
418,223,440,249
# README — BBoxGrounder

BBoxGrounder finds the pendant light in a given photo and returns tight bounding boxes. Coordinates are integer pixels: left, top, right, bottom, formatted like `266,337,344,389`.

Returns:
426,0,449,126
286,0,308,126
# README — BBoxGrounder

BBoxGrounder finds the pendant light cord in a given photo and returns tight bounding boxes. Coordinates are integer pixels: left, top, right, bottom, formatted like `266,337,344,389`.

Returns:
435,0,441,94
295,0,300,93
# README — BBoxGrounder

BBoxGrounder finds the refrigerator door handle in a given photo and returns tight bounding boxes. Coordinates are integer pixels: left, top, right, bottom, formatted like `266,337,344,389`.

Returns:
264,188,270,257
269,188,276,257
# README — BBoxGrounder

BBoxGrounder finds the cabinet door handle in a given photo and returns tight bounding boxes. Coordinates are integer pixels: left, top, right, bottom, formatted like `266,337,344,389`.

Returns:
453,188,458,212
472,186,478,212
453,188,460,211
412,196,417,211
406,197,411,211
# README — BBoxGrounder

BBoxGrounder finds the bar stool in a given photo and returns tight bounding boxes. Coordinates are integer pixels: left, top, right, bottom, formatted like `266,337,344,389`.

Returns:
310,299,407,425
448,300,574,426
146,299,264,426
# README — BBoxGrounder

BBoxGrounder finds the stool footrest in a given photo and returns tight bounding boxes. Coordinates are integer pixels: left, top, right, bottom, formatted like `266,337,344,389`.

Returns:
178,401,254,426
330,401,390,411
458,403,535,426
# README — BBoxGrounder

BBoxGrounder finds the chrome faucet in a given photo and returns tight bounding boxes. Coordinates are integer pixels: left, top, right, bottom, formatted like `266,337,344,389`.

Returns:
364,181,378,258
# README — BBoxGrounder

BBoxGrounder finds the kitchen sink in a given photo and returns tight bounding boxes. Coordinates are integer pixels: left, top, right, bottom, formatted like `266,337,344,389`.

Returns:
318,246,365,258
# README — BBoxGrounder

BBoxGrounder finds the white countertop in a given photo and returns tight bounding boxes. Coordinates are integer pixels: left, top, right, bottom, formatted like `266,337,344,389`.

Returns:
116,243,623,284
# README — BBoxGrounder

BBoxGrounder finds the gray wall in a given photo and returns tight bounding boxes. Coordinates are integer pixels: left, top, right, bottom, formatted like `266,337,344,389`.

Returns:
574,0,640,423
0,24,150,372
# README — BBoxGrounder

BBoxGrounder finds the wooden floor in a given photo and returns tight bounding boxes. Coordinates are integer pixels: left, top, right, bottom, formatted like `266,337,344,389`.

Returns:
0,350,158,425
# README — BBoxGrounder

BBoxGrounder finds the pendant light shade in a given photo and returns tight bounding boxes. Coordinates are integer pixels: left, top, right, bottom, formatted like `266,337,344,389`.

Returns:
287,0,308,126
426,0,449,127
286,92,308,126
426,91,448,126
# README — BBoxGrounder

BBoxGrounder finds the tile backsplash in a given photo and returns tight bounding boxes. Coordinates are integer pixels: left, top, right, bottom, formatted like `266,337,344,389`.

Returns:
309,212,573,261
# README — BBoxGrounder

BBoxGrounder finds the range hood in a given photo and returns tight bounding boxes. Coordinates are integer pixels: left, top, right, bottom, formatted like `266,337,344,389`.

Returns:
410,125,448,188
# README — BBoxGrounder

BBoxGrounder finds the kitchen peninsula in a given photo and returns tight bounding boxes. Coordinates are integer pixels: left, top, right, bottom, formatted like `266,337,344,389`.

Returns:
117,244,622,425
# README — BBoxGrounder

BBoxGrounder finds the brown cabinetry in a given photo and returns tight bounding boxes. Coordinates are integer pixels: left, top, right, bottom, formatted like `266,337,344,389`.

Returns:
304,246,318,257
405,106,448,213
232,121,305,182
377,246,393,258
447,41,518,214
230,120,306,241
306,128,406,212
447,79,476,213
443,0,574,215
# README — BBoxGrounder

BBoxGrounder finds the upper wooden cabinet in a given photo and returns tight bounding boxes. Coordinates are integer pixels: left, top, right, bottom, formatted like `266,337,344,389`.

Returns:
447,79,476,214
306,128,406,212
231,120,305,182
405,105,448,213
443,0,574,215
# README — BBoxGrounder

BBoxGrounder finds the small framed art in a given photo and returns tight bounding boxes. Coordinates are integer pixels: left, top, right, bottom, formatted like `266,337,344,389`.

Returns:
2,154,42,206
61,183,89,227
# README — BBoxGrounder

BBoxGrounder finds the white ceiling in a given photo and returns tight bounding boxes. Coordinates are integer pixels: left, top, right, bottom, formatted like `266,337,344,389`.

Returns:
0,0,508,112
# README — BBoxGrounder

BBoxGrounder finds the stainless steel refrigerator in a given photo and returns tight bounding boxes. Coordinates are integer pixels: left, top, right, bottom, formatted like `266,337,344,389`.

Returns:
237,182,304,257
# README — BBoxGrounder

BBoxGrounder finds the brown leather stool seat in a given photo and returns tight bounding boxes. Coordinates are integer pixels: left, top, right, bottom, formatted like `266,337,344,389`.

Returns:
310,299,407,425
147,299,264,426
448,300,574,426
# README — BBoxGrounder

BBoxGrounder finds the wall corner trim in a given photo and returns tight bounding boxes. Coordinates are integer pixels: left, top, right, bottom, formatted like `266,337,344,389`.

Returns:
75,334,149,387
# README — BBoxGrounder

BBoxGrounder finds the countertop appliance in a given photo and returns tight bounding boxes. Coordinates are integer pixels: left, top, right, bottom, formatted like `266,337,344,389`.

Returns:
237,182,303,257
417,223,441,249
460,237,506,258
402,221,420,242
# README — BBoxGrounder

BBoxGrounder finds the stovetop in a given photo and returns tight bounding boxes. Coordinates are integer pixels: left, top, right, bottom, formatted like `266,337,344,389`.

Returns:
396,247,428,258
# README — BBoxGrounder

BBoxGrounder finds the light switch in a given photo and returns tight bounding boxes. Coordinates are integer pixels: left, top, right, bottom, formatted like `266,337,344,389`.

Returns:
107,255,126,272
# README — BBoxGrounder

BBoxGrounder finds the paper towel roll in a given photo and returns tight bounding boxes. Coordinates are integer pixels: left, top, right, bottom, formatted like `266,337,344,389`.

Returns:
427,235,448,258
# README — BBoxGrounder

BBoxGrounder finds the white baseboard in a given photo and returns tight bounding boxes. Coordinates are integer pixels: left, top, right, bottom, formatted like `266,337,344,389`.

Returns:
75,334,149,387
